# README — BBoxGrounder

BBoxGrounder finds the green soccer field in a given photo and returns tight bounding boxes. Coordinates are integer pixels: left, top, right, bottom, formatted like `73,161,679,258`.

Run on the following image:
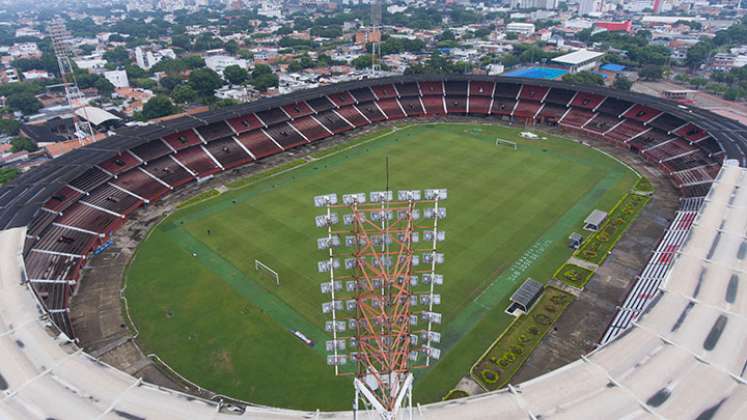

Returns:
125,123,637,410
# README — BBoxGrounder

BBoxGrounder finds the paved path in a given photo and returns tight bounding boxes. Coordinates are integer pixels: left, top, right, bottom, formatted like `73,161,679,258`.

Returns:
565,256,599,271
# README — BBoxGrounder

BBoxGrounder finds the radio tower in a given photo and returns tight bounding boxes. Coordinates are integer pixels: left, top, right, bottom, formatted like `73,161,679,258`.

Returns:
314,189,447,420
48,18,94,143
370,0,382,74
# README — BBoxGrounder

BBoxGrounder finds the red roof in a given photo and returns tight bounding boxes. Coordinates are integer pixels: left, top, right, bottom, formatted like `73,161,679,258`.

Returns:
595,21,632,33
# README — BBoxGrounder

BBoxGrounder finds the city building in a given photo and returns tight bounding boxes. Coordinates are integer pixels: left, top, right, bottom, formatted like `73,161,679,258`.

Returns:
104,70,130,89
21,70,52,80
204,55,248,76
551,49,605,73
595,20,633,33
355,29,381,46
510,0,558,9
74,55,108,72
505,22,536,36
8,42,42,59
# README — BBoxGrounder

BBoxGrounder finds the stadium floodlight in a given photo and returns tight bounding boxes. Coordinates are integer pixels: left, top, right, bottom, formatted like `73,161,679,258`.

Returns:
312,189,447,420
398,189,421,201
314,193,338,207
342,193,366,205
370,191,393,202
424,189,448,200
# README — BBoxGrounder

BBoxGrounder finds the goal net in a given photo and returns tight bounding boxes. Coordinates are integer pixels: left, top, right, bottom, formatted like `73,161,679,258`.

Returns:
496,138,518,150
255,259,279,286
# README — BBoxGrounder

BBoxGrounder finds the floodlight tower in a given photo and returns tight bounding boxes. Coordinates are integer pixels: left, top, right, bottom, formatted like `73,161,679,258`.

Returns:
370,0,382,74
314,189,447,420
48,17,94,143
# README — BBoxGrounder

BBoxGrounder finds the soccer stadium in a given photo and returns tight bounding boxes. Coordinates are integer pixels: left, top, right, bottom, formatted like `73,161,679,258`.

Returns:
0,75,746,419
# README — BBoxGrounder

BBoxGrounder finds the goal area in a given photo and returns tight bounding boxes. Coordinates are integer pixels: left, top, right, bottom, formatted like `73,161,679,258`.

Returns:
255,259,279,286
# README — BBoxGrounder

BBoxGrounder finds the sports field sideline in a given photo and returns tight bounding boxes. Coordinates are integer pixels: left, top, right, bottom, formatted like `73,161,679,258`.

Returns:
125,123,637,410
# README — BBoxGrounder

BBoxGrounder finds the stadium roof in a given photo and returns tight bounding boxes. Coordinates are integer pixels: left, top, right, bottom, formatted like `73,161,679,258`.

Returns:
510,278,543,308
75,106,121,126
552,49,605,65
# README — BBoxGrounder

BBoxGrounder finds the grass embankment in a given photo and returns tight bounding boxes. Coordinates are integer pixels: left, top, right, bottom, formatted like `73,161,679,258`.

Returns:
576,193,651,265
471,287,574,390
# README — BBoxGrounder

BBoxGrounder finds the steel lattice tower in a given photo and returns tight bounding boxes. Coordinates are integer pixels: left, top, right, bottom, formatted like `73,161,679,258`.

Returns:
315,189,447,419
48,18,94,142
370,0,382,74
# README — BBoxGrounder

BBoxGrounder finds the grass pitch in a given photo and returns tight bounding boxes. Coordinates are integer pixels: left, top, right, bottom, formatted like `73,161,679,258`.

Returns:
125,123,637,410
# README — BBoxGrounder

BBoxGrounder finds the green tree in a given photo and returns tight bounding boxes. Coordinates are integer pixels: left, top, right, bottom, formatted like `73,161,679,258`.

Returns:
141,95,177,120
686,40,714,70
288,60,303,72
250,73,278,92
193,33,224,51
133,78,157,90
613,76,633,91
0,167,19,186
251,64,273,78
639,65,664,81
210,98,241,110
562,71,605,86
159,75,183,93
224,40,239,55
94,77,115,98
189,68,223,97
103,46,130,66
171,84,197,104
351,54,372,69
125,64,148,79
7,93,42,115
0,119,21,136
171,34,192,50
10,136,38,152
724,86,745,101
223,65,248,85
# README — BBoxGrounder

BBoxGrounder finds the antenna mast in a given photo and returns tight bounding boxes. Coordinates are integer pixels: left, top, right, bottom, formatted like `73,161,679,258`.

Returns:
48,17,94,144
370,0,382,74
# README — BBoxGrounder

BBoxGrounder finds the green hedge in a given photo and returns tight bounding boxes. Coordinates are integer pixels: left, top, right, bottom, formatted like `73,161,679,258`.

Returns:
553,263,594,289
576,193,650,265
470,287,574,391
633,176,654,194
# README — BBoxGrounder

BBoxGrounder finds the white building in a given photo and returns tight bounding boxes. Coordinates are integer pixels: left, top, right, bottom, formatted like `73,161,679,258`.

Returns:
486,63,505,75
505,22,536,36
21,70,51,80
258,1,283,19
74,55,108,72
551,49,605,73
204,55,248,76
578,0,596,16
9,42,41,59
135,47,176,70
104,70,130,88
511,0,558,9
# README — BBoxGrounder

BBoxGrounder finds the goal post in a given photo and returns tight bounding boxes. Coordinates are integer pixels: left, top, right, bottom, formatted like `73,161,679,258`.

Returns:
496,138,518,150
255,259,279,286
